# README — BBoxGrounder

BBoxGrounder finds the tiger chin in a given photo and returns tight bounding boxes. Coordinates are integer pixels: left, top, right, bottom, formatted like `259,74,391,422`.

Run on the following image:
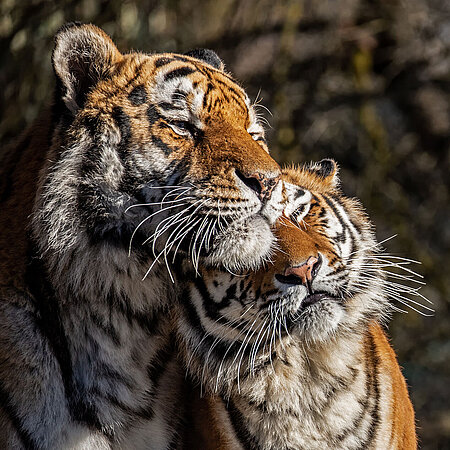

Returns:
174,160,417,450
0,23,284,448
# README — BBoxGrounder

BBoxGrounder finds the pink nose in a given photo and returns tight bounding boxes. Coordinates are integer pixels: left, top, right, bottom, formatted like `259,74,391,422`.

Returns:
284,256,319,285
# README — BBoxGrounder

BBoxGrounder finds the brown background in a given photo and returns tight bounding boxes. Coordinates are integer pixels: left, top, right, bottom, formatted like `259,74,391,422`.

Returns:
0,1,449,447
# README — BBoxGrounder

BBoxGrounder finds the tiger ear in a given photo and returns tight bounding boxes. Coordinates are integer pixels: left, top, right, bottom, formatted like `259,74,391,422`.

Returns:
184,48,225,71
308,159,339,188
52,22,122,115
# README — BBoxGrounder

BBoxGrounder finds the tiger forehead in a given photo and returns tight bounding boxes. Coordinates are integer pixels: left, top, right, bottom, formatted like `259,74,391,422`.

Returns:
90,53,251,124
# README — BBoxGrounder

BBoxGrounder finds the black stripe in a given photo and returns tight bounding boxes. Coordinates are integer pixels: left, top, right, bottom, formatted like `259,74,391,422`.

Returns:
331,193,364,234
329,368,373,443
111,290,160,335
214,79,246,102
322,194,354,247
128,85,148,106
202,82,214,109
181,288,241,361
90,386,154,422
193,276,231,324
154,57,175,68
112,106,132,160
80,113,102,137
91,312,121,346
147,104,161,126
339,333,381,448
147,338,175,388
0,382,38,449
173,55,190,63
152,134,174,156
227,400,259,450
107,61,147,100
26,248,113,439
360,332,381,448
164,66,196,81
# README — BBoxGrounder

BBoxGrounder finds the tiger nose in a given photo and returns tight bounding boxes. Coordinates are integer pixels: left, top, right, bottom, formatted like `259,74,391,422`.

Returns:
284,255,322,285
235,170,281,202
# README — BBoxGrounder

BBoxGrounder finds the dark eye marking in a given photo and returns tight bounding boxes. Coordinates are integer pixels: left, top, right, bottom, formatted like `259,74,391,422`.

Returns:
128,85,148,106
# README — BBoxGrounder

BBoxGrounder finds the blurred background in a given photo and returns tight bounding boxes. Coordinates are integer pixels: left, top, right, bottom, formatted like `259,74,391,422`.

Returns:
0,0,448,447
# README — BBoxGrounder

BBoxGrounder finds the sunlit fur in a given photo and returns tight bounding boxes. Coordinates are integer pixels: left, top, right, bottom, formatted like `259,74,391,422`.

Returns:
174,161,418,449
0,23,284,448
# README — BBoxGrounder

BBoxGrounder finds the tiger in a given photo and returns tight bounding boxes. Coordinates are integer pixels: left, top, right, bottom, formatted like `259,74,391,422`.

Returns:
0,23,285,448
173,159,418,449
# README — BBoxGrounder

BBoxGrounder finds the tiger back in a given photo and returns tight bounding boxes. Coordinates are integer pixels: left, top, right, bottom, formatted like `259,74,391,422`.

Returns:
174,160,417,449
0,23,285,448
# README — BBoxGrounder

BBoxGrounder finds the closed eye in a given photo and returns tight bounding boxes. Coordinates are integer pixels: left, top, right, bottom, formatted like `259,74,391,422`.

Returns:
166,120,199,139
249,132,265,143
167,120,189,134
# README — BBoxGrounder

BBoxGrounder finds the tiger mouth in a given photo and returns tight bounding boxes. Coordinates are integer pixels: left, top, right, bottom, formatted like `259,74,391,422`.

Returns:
301,292,334,308
275,273,339,309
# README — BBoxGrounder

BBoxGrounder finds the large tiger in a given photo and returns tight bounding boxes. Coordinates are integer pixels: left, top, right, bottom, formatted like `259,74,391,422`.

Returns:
173,160,418,449
0,23,285,448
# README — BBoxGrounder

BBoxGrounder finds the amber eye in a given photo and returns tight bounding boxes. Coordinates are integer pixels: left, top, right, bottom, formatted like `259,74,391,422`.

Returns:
167,120,192,137
172,120,189,130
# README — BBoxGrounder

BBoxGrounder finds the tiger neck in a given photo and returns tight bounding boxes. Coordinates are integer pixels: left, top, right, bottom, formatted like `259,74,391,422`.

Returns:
193,332,378,450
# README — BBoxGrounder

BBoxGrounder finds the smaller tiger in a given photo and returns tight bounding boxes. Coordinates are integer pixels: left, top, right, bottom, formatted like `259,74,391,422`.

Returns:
174,159,417,450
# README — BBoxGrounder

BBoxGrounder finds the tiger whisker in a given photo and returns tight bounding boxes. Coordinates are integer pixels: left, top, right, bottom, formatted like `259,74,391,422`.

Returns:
128,201,189,257
149,198,207,258
348,235,397,256
248,317,270,375
234,316,261,393
142,217,204,281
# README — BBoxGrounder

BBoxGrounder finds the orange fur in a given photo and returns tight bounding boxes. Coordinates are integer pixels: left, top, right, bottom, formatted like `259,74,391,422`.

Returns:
368,323,417,449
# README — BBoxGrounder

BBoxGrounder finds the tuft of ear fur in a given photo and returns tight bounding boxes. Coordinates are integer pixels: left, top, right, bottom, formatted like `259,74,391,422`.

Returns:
307,159,339,189
52,22,122,114
184,48,225,71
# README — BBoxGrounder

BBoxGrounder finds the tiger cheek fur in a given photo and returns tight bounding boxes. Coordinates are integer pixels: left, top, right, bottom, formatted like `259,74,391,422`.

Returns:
174,160,417,449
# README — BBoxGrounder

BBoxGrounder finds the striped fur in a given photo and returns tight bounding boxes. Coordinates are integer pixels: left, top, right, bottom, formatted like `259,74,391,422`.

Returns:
0,23,284,449
173,160,417,449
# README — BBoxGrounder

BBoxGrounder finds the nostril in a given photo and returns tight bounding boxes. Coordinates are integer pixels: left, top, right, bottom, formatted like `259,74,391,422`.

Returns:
235,169,264,198
235,169,280,201
277,254,322,287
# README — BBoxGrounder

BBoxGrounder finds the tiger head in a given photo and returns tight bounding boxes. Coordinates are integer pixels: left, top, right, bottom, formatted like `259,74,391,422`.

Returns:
32,23,284,288
176,159,392,392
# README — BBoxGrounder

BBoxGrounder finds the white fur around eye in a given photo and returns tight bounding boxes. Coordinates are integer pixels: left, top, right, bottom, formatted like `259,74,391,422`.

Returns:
283,181,312,220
